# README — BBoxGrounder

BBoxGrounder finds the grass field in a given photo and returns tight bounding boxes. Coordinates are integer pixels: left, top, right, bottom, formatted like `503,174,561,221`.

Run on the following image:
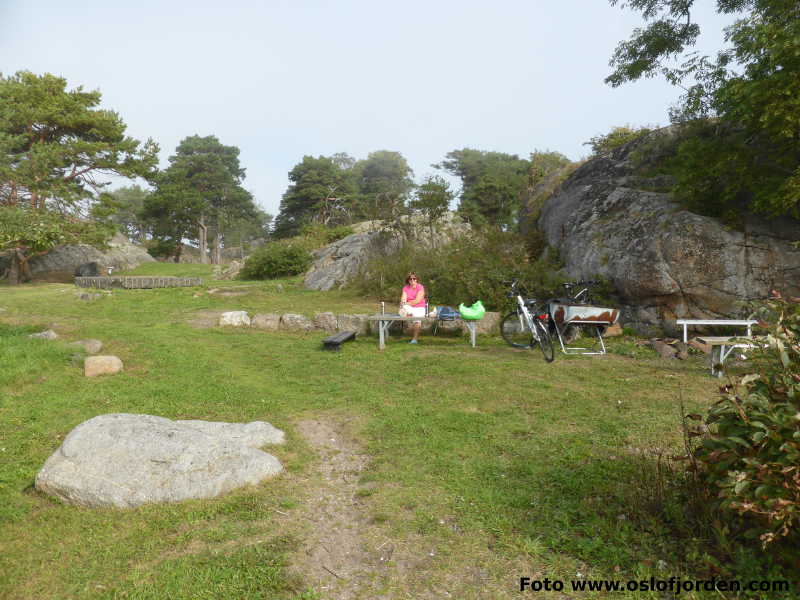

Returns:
0,264,778,599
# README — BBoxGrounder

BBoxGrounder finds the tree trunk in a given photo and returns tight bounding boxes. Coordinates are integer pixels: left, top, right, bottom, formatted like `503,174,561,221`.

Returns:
8,248,32,285
198,214,209,264
8,251,21,285
173,242,183,263
211,232,221,265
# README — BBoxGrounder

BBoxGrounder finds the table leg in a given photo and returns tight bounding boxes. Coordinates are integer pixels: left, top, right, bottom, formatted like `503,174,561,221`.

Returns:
467,322,476,347
711,345,722,377
379,320,385,350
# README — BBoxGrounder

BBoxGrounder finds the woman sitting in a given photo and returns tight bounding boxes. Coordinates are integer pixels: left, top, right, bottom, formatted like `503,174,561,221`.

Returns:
400,272,426,344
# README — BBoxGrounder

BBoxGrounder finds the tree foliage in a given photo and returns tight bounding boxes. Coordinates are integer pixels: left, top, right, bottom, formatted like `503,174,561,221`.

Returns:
141,135,258,261
272,155,356,238
92,185,151,242
273,150,414,238
352,150,414,222
0,206,111,283
0,71,157,282
0,71,158,211
435,149,530,230
607,0,800,219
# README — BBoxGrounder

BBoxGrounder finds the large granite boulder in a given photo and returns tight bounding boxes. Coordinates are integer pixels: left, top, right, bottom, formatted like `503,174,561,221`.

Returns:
304,213,470,291
535,133,800,335
35,414,285,508
15,233,155,282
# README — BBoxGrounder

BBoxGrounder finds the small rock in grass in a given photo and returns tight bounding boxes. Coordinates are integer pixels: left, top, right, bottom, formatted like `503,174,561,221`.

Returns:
29,330,58,340
650,340,678,359
69,339,103,354
84,356,123,377
219,311,251,327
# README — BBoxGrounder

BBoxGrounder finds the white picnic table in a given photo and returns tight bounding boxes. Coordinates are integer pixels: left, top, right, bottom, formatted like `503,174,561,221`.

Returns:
676,319,758,343
367,314,478,350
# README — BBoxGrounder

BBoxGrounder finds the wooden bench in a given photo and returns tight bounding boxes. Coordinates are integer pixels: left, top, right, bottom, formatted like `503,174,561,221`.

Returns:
677,319,757,343
322,330,357,351
698,336,758,377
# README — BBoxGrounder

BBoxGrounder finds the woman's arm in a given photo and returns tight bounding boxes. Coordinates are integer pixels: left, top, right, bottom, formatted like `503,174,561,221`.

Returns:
408,287,424,305
401,289,408,303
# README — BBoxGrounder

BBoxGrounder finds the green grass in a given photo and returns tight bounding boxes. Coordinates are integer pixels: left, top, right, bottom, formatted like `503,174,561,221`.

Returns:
0,277,788,598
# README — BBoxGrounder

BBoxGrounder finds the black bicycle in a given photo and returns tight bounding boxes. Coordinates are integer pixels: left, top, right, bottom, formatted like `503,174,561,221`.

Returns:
499,280,555,362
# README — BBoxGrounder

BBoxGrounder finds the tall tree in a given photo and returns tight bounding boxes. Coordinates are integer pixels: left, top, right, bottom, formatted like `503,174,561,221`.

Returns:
273,155,356,238
0,71,158,282
91,185,151,243
142,135,256,262
0,71,158,211
606,0,800,219
409,174,453,245
435,149,529,230
352,150,414,222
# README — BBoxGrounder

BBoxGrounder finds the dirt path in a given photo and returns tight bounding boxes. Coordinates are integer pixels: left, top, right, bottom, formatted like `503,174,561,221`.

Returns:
293,418,379,598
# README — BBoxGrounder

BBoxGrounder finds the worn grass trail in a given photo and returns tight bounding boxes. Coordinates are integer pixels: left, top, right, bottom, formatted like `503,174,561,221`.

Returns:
0,271,723,599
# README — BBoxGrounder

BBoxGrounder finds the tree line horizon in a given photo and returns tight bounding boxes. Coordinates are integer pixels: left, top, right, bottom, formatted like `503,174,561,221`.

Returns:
2,0,797,284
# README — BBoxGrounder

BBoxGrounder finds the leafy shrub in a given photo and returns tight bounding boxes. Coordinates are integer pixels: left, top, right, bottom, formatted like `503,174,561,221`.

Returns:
297,223,354,250
584,125,653,156
694,292,800,548
239,243,311,280
351,230,564,311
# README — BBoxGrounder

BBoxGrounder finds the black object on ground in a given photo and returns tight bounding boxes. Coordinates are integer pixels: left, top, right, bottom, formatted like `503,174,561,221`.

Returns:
322,330,357,351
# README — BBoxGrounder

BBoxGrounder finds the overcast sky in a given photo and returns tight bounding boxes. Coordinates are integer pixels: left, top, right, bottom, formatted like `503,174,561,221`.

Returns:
1,1,738,216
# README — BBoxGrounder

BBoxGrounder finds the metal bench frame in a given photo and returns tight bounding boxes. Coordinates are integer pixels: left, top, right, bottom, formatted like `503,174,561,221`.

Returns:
553,320,611,355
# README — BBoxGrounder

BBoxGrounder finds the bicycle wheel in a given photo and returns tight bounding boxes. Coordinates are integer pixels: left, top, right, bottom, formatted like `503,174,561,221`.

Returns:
533,319,555,362
500,311,533,348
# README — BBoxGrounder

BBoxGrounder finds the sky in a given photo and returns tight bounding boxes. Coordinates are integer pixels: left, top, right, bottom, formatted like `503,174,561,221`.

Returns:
0,1,739,217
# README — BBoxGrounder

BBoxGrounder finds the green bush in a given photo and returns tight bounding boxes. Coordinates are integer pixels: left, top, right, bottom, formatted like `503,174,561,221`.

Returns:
584,125,653,157
297,223,354,250
351,230,564,311
239,243,311,280
694,293,800,549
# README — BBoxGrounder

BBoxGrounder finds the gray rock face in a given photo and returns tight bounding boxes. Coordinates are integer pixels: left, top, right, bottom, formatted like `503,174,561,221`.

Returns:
537,137,800,334
304,213,470,291
26,233,155,282
35,414,285,508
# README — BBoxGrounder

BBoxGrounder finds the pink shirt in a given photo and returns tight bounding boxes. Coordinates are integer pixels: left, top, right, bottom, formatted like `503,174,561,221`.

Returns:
402,283,425,307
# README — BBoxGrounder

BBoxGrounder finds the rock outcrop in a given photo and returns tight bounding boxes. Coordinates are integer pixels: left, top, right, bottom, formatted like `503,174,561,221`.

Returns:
15,233,155,282
304,213,470,291
35,414,285,508
535,134,800,335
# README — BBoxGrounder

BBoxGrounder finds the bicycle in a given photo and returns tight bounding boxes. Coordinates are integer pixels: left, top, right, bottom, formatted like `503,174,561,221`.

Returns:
499,280,555,362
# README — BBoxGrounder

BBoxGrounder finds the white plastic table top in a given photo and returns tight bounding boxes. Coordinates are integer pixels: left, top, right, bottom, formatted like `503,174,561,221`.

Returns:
676,319,758,343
